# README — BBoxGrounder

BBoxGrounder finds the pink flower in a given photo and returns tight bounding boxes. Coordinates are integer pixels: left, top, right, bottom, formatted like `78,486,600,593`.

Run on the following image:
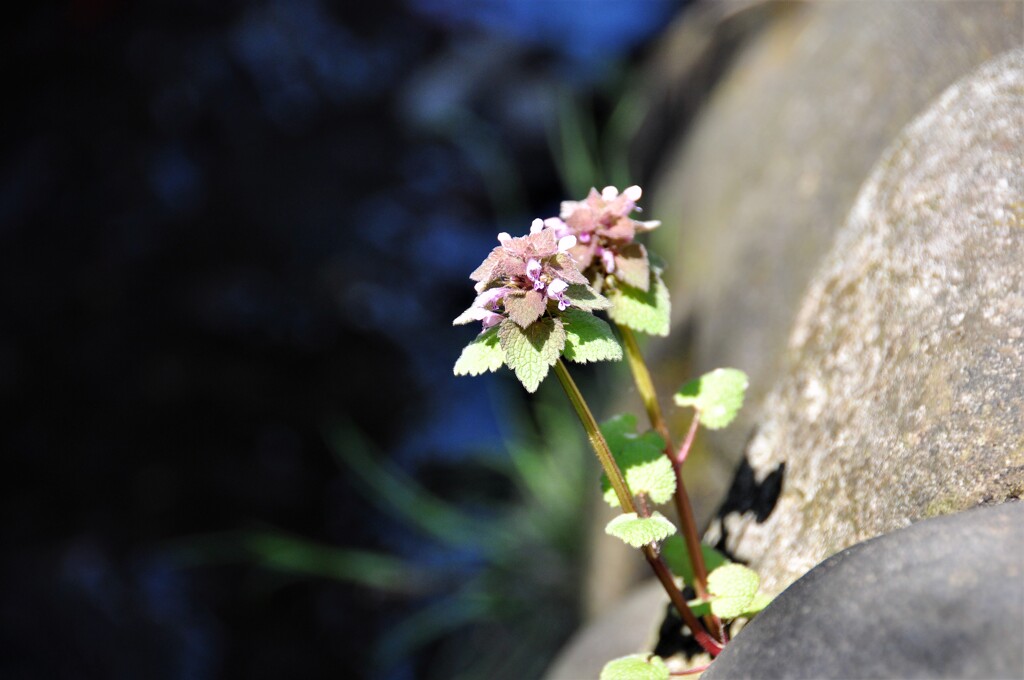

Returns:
547,184,660,291
455,223,591,330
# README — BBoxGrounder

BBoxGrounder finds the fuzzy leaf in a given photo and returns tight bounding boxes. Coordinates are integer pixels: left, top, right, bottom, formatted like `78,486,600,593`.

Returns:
599,654,670,680
613,243,650,291
497,317,565,393
551,253,590,285
605,511,676,548
673,368,749,430
602,433,674,507
504,290,547,328
606,270,670,336
707,563,760,619
660,537,730,586
561,308,622,364
453,326,505,376
563,283,611,311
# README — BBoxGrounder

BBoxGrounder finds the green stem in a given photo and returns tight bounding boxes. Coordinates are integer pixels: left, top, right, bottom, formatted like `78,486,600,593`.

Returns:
552,360,635,513
616,325,712,601
619,324,670,443
552,359,720,657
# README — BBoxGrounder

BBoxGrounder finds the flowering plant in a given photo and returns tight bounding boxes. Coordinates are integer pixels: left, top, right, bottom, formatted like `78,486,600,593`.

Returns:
453,186,768,677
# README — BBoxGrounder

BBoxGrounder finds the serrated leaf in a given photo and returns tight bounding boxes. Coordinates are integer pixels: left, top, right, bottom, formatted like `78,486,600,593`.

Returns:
561,308,622,364
613,243,650,291
551,253,590,285
707,563,760,619
504,290,546,328
673,368,749,429
497,317,565,393
563,283,611,311
660,537,730,586
606,270,670,336
599,654,670,680
605,511,676,548
601,436,674,507
453,326,505,376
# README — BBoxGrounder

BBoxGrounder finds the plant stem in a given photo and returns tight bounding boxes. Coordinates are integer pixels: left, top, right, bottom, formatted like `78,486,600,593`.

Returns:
552,360,634,513
677,412,700,465
551,359,720,657
616,325,713,600
619,324,670,443
643,544,723,657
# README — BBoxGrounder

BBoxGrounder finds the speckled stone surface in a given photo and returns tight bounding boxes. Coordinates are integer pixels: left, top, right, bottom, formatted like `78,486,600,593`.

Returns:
703,502,1024,680
706,47,1024,595
648,1,1023,468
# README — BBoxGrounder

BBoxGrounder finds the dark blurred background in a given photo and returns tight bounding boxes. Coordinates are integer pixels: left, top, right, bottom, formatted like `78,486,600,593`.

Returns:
0,1,689,678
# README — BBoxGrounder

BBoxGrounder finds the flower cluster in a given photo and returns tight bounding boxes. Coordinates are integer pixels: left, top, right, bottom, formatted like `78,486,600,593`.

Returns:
544,185,660,292
454,219,595,331
453,185,667,391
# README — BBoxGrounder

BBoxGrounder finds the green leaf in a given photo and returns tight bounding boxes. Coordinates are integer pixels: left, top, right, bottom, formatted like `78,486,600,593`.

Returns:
605,511,677,548
453,326,505,376
601,434,674,507
599,413,639,455
613,243,650,291
498,317,566,393
660,537,730,586
563,283,612,311
741,592,773,617
673,368,749,429
686,598,712,618
707,563,760,619
599,654,670,680
561,308,623,364
606,270,670,336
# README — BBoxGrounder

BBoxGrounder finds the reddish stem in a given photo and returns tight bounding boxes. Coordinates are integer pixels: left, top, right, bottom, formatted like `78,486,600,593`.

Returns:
676,412,700,465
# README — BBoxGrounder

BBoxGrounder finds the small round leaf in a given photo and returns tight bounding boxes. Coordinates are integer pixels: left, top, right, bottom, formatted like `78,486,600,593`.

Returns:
707,563,760,619
599,654,670,680
605,512,677,548
673,368,749,429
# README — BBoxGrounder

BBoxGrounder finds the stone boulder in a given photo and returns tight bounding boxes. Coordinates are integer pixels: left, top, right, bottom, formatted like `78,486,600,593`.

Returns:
703,502,1024,679
707,47,1024,595
647,0,1023,469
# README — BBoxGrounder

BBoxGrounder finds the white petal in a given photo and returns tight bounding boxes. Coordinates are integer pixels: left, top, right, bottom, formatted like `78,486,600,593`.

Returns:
547,278,569,296
453,306,493,325
557,235,577,253
601,186,618,201
497,232,512,245
530,218,543,234
559,200,581,219
624,185,642,201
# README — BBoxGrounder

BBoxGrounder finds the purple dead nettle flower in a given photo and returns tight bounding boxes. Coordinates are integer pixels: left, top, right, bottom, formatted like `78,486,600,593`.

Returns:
544,185,661,292
453,220,588,331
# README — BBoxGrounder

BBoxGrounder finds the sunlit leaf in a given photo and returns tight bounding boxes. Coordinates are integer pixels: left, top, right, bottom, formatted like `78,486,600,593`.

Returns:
605,511,676,548
673,368,748,430
599,654,670,680
453,326,505,376
707,563,760,619
498,317,565,393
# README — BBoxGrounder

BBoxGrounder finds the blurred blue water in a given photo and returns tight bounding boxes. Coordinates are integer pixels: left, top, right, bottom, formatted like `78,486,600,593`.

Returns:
410,0,680,77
